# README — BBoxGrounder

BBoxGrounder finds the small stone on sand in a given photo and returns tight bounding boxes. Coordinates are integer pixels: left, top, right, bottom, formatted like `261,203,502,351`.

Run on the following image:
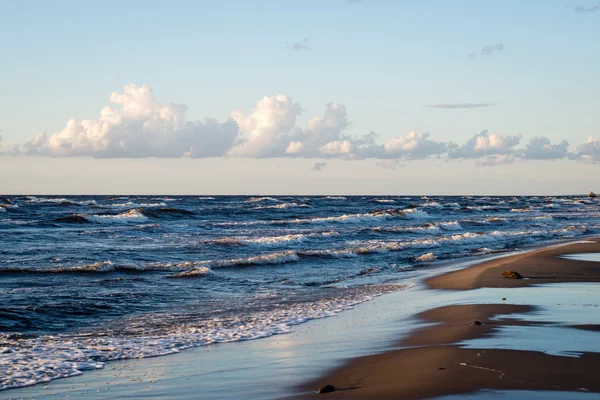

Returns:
319,384,336,393
502,270,522,279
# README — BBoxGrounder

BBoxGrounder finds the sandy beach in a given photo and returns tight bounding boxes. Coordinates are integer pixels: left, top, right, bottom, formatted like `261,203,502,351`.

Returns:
300,239,600,399
5,239,600,400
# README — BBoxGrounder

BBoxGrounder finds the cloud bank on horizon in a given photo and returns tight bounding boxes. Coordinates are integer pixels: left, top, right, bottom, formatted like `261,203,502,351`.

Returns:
8,84,600,166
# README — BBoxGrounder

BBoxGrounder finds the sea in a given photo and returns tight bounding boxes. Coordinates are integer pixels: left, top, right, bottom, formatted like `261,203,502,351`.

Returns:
1,194,598,391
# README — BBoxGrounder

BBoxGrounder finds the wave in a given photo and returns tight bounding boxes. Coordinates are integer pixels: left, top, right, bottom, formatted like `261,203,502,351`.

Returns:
210,232,338,247
0,260,207,275
415,252,436,262
465,205,501,212
324,196,346,200
170,267,213,278
144,207,195,217
168,251,302,277
0,261,116,274
445,202,461,208
55,210,149,224
54,214,93,223
54,207,194,225
373,220,462,234
245,196,280,203
252,202,308,210
438,221,462,230
85,209,149,224
485,217,508,223
0,284,408,391
303,208,429,224
421,202,442,209
0,251,302,275
211,208,429,227
510,207,535,213
25,197,98,206
101,201,168,208
374,199,395,203
3,225,589,277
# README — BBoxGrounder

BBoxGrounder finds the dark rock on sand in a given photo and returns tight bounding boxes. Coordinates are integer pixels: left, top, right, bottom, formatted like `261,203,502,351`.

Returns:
471,321,484,326
319,385,336,394
502,270,522,279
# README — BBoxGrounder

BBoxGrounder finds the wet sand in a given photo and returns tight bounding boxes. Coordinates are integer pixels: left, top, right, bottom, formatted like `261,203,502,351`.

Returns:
300,239,600,399
427,240,600,290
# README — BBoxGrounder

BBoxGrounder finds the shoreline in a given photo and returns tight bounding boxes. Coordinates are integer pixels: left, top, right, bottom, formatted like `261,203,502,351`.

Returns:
299,238,600,399
4,238,600,399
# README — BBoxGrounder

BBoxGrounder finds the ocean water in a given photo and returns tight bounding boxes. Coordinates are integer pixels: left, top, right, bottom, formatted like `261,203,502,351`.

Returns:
0,194,598,391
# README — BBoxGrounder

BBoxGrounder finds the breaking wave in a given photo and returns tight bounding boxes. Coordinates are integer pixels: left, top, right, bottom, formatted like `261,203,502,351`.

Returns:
210,232,338,247
54,207,194,224
246,197,280,203
252,202,308,210
0,284,408,391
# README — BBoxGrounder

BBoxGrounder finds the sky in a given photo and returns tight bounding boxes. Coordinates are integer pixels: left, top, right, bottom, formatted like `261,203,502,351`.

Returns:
0,0,599,194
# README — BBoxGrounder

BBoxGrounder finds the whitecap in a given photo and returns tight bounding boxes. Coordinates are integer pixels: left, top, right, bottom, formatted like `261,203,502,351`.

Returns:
86,210,149,224
246,196,280,203
415,252,436,262
0,284,409,391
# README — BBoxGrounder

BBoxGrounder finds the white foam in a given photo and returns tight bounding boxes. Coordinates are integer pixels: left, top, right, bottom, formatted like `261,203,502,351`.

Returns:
510,207,534,213
167,250,302,274
445,202,461,208
422,202,442,208
68,261,114,272
26,197,97,206
170,266,213,278
305,209,429,224
86,210,149,224
438,221,463,230
241,232,338,247
246,197,280,203
0,284,409,391
212,209,429,226
416,252,436,262
252,202,307,210
102,202,167,208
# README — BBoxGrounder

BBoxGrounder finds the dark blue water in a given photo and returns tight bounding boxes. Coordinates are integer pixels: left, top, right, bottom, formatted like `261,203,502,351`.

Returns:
1,194,598,390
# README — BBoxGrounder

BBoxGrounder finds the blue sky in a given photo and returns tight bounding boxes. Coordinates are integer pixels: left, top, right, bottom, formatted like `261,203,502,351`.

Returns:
0,0,599,194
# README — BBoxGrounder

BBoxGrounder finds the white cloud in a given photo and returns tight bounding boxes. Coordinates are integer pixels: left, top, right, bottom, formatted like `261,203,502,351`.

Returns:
575,136,600,163
522,137,569,160
449,130,521,159
285,141,304,155
228,94,302,158
382,132,448,159
319,140,354,156
13,84,595,168
22,84,239,158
